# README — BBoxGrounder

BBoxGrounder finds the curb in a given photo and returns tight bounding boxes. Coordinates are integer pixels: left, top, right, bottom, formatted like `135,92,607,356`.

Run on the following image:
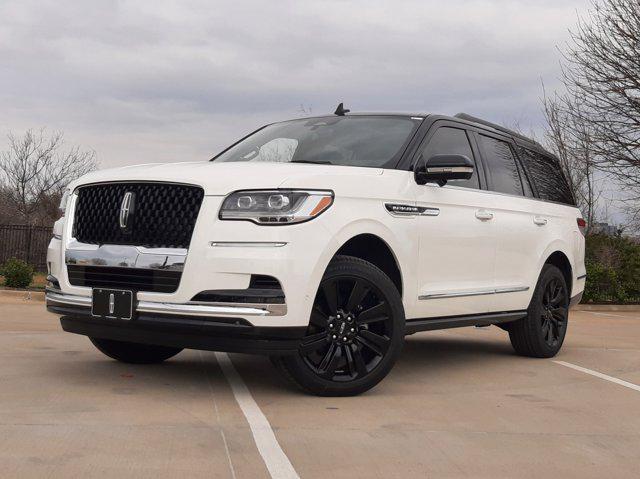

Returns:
574,304,640,312
0,289,46,302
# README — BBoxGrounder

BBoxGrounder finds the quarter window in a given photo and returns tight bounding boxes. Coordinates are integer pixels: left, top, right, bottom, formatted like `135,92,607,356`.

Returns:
419,127,479,189
517,147,576,205
478,135,523,196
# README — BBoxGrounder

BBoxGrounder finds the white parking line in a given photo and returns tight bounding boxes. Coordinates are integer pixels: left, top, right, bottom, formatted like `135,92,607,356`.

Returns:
554,360,640,392
584,311,630,319
215,352,300,479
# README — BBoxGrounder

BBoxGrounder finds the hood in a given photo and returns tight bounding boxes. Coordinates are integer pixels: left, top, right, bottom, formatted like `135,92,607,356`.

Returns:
69,161,384,195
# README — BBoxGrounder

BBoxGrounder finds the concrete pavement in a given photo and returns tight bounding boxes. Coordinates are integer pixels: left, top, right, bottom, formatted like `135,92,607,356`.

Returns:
1,296,640,478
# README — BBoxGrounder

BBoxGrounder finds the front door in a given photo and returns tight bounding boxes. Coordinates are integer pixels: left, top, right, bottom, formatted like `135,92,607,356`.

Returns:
411,123,497,318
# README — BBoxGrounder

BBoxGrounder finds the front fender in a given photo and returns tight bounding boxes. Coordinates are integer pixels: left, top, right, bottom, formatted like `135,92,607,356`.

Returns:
302,215,416,321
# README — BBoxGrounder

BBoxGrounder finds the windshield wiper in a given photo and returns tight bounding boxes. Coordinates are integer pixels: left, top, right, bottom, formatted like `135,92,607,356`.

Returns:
291,159,332,165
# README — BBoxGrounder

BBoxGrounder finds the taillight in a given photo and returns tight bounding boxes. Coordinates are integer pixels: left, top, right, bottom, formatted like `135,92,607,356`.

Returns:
577,218,587,235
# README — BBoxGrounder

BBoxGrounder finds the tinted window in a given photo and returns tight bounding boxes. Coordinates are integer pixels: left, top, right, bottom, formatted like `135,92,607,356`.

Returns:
478,135,523,196
419,127,479,189
515,158,534,197
214,116,419,168
517,147,576,205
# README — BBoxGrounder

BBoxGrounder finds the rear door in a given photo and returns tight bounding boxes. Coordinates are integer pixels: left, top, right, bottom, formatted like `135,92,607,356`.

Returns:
472,131,545,313
410,122,498,318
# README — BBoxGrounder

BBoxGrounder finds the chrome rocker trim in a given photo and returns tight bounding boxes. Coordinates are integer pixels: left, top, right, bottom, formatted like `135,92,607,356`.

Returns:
45,291,285,317
419,286,530,300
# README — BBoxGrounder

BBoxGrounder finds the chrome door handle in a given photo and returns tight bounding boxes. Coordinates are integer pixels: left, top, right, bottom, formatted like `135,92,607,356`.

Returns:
475,209,494,221
533,216,548,226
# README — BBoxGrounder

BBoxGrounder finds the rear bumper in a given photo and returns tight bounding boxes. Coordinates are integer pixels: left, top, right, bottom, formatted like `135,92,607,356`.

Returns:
48,297,306,355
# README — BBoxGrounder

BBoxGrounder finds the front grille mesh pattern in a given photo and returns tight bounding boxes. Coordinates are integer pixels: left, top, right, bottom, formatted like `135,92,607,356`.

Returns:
73,183,204,249
67,265,182,293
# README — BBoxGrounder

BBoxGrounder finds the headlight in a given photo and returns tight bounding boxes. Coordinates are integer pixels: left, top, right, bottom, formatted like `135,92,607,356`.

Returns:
59,189,71,215
219,189,334,225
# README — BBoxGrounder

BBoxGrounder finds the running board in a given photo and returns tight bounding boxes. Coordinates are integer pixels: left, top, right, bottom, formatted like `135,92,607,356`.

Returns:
405,311,526,335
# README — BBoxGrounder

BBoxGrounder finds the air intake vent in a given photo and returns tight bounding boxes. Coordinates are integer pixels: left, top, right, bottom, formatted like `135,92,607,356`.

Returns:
67,265,182,293
249,275,281,289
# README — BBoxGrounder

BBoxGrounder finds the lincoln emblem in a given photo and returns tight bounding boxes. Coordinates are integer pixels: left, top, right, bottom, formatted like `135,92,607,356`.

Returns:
119,191,135,229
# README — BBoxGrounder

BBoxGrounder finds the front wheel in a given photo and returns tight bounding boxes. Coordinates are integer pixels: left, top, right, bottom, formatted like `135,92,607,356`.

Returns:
89,337,183,364
508,264,569,358
272,255,405,396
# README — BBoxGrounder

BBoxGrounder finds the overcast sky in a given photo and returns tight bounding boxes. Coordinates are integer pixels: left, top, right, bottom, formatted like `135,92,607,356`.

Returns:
1,0,589,169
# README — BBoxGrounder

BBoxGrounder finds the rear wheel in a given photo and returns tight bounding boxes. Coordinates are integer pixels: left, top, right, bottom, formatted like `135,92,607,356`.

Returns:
89,337,183,364
272,255,405,396
508,264,569,358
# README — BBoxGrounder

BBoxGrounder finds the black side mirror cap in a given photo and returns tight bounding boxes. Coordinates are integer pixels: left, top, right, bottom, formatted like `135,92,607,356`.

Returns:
414,154,474,186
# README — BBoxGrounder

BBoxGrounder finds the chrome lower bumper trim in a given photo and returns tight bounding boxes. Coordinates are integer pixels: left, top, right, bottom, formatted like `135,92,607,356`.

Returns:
47,291,92,307
45,292,284,317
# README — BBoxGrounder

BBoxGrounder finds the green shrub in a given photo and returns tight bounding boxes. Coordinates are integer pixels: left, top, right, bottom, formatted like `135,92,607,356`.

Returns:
1,258,34,289
583,234,640,303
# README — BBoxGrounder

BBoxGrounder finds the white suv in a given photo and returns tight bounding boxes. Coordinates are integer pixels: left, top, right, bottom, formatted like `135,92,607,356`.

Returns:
46,108,586,396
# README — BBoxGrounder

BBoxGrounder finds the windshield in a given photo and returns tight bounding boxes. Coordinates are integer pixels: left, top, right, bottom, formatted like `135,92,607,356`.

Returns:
212,116,420,168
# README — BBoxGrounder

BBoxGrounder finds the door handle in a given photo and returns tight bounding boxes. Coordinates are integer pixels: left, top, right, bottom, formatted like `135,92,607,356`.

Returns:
533,216,548,226
475,209,494,221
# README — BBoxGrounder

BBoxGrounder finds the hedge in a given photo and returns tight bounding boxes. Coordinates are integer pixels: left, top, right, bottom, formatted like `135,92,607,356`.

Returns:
583,234,640,303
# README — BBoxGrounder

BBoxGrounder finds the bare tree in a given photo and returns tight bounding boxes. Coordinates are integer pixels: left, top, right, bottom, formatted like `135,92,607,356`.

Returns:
543,89,603,229
0,129,97,225
560,0,640,218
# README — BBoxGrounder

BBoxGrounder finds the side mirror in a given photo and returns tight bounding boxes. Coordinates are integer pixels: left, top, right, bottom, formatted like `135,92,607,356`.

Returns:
414,154,474,186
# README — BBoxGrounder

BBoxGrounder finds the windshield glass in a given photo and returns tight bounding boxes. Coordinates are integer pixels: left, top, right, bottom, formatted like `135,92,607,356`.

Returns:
212,116,420,168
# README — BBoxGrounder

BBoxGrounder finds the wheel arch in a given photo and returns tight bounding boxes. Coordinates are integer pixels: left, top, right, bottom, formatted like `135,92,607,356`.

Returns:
334,233,404,297
543,250,573,296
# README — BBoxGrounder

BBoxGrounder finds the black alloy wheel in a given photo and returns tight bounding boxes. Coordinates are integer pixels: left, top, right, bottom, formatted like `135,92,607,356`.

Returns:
300,273,394,381
271,256,405,396
540,276,568,348
508,264,569,358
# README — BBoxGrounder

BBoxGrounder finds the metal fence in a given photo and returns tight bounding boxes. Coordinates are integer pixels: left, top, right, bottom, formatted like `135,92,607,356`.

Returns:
0,225,53,272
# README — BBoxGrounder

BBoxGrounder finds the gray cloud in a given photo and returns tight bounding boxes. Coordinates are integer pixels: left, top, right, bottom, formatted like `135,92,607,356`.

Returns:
0,0,588,168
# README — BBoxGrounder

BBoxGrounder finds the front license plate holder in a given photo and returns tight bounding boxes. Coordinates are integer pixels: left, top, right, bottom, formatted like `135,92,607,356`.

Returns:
91,288,134,320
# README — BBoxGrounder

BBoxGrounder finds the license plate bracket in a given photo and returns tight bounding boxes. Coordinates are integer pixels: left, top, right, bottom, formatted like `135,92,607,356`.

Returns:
92,288,134,320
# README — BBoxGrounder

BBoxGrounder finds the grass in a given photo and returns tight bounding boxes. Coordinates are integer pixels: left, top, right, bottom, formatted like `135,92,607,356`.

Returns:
0,272,47,290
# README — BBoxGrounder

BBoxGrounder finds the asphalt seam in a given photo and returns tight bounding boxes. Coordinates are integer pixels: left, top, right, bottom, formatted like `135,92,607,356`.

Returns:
199,351,237,479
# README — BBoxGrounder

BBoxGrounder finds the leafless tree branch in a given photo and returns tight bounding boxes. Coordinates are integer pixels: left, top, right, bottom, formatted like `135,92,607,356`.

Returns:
0,128,97,225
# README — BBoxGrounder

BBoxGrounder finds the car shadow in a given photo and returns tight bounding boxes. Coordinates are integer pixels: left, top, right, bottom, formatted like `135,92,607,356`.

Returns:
46,331,517,398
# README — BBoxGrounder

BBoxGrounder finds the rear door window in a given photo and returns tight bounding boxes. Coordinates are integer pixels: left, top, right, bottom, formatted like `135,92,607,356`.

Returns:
517,147,576,205
478,134,524,196
419,127,480,189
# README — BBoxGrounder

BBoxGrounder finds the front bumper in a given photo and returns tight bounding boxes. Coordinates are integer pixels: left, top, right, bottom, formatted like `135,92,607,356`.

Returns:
47,292,306,354
49,195,336,328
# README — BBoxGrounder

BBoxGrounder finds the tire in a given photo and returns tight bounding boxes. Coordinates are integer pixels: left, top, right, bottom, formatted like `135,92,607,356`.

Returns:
508,264,569,358
89,337,183,364
272,255,405,396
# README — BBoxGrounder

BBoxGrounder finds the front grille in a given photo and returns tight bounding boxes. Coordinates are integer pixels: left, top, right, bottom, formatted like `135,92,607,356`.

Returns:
67,265,182,293
73,182,204,249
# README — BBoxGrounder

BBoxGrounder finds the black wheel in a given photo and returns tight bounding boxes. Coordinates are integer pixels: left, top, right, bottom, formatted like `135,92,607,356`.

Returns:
272,255,405,396
508,264,569,358
89,337,183,364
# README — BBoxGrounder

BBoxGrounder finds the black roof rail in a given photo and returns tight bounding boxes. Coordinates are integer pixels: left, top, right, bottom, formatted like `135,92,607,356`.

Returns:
454,113,540,146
